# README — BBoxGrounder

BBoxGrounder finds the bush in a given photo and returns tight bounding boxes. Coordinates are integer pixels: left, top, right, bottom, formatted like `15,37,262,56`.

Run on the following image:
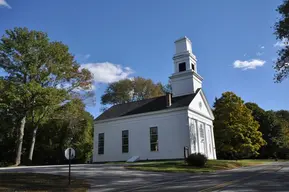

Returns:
186,153,207,167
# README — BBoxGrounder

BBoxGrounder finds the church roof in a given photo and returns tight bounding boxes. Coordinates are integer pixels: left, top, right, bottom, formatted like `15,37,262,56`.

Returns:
95,89,201,121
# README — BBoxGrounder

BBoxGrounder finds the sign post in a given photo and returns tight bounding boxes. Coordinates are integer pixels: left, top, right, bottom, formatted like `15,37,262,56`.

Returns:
65,148,75,185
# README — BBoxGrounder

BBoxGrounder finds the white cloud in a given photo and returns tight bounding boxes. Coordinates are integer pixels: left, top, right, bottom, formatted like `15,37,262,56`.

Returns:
233,59,266,70
260,46,265,49
81,62,134,83
274,38,288,47
256,52,264,56
0,0,11,8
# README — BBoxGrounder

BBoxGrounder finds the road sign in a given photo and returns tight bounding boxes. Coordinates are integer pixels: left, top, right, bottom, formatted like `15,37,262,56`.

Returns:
65,148,75,160
65,148,75,185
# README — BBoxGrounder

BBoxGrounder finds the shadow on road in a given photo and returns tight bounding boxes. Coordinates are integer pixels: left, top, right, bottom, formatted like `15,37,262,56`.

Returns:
1,163,289,192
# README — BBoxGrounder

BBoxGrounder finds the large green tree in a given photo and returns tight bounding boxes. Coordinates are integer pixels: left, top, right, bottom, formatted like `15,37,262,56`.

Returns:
245,104,289,158
24,99,94,165
0,27,93,165
101,76,165,107
213,92,266,159
245,103,282,158
275,110,289,156
274,0,289,82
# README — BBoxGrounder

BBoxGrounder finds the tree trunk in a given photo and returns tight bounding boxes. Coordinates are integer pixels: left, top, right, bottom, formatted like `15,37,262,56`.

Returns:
15,116,26,166
28,125,38,162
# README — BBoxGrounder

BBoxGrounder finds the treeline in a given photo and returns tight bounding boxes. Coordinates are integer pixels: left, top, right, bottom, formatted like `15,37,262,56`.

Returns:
0,27,94,166
0,99,94,166
214,92,289,159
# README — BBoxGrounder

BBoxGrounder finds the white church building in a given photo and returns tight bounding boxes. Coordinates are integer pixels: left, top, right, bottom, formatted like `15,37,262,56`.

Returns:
93,37,216,162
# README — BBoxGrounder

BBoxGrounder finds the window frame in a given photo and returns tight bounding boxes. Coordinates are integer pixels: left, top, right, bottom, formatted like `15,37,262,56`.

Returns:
191,120,197,152
200,124,205,139
122,130,129,153
150,127,159,152
178,62,186,72
98,133,104,155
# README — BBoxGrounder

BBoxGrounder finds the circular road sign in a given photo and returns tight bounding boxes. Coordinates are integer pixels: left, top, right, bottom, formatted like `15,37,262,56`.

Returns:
65,148,76,160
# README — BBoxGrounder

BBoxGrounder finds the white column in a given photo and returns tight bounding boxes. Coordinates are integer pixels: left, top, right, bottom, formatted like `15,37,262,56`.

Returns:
188,117,192,154
206,124,212,159
203,123,208,157
211,125,217,159
195,120,200,153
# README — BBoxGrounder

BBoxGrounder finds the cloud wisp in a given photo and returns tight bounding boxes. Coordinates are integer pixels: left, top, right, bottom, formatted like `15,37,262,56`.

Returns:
75,54,91,63
80,62,134,84
0,0,11,8
233,59,266,70
274,38,288,48
256,52,264,56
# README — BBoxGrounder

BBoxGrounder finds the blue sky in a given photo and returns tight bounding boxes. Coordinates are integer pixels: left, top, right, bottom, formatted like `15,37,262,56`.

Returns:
1,0,288,117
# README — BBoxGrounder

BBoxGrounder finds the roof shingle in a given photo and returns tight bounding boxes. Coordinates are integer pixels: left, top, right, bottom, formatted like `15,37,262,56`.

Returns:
94,89,200,121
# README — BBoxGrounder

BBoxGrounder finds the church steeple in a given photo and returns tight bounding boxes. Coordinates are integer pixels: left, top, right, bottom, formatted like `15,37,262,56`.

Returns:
169,36,203,97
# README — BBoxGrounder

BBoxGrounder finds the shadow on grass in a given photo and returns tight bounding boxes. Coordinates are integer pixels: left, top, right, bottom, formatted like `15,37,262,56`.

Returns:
0,173,89,192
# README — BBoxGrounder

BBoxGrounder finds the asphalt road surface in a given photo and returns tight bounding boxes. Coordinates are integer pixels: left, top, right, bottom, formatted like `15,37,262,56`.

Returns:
0,162,289,192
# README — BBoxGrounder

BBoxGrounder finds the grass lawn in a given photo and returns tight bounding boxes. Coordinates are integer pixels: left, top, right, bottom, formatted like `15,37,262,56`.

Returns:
125,159,276,173
0,173,89,192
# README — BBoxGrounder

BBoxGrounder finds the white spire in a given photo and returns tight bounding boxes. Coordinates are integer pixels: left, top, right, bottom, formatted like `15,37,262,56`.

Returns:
174,36,192,54
169,36,203,97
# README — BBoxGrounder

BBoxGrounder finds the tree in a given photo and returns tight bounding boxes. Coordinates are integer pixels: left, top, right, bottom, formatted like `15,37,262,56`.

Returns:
274,0,289,82
0,82,19,165
101,79,133,106
275,110,289,157
29,99,94,165
26,87,67,162
101,76,165,106
275,110,289,122
245,104,289,159
245,103,281,158
0,27,93,165
160,82,172,94
213,92,266,159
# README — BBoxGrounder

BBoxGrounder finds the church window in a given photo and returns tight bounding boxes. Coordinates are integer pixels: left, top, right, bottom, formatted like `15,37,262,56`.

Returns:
98,133,104,155
179,62,186,72
191,121,197,152
122,130,129,153
191,63,195,71
150,127,158,151
200,124,205,139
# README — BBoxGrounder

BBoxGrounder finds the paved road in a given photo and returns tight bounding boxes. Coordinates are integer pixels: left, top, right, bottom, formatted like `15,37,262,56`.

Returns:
0,162,289,192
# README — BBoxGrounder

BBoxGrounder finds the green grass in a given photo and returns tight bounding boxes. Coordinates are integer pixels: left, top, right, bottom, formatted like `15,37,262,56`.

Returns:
0,173,89,192
125,159,276,173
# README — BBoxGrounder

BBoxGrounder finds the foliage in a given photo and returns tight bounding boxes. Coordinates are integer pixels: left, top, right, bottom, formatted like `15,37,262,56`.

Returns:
213,92,266,159
246,103,289,159
101,76,165,106
274,110,289,158
0,27,93,165
274,0,289,82
0,97,94,166
160,82,172,94
23,99,94,165
186,153,208,167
